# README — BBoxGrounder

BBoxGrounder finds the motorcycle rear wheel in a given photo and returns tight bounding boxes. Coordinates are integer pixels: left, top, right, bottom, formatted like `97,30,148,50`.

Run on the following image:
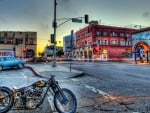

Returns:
54,88,77,113
0,87,14,113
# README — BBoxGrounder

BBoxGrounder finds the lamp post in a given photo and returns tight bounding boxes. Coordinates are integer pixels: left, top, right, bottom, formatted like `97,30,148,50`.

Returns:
52,0,57,67
51,0,89,67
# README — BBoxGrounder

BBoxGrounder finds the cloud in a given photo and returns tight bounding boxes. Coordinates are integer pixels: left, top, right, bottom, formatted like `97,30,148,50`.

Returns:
39,24,49,30
58,0,78,15
142,12,150,18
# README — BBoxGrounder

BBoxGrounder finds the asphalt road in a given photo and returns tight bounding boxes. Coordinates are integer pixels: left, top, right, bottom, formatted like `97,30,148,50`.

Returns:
59,61,150,113
1,62,150,113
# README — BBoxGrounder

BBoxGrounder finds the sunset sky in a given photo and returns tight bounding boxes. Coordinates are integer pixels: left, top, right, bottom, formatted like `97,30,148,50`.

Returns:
0,0,150,52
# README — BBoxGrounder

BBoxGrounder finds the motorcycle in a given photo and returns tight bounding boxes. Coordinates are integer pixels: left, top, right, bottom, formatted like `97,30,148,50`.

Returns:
0,75,77,113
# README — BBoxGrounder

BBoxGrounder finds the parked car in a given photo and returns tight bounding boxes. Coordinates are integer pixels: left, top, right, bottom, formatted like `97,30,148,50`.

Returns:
0,56,26,71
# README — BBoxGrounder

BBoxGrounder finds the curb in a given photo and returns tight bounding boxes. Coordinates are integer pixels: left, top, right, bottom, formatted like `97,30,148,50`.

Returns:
24,65,84,78
69,72,85,78
24,66,41,77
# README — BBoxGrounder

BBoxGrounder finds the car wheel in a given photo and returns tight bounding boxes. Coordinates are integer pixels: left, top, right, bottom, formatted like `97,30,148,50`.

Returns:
0,65,3,71
18,63,23,69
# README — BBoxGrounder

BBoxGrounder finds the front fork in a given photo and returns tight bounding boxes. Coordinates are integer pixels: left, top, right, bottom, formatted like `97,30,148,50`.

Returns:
52,81,68,105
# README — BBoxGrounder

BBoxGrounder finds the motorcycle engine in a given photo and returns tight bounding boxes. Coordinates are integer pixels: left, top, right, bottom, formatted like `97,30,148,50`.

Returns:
25,86,43,109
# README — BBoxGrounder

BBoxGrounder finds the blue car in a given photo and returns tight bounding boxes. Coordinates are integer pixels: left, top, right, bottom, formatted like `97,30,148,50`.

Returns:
0,56,26,71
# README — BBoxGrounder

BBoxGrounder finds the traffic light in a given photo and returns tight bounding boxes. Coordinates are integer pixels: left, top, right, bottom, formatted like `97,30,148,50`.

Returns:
51,34,54,43
84,14,89,24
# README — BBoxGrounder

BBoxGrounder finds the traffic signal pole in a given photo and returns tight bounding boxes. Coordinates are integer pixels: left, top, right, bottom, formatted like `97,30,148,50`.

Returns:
51,0,89,67
52,0,57,67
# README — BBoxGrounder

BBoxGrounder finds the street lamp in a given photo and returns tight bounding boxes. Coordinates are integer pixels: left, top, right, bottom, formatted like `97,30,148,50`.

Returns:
51,0,89,67
52,0,57,67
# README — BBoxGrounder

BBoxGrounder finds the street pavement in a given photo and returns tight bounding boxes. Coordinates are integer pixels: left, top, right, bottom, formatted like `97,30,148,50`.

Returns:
0,62,84,113
26,62,84,79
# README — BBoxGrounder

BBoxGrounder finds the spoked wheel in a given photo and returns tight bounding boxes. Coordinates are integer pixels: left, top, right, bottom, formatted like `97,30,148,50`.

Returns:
0,87,14,113
54,88,77,113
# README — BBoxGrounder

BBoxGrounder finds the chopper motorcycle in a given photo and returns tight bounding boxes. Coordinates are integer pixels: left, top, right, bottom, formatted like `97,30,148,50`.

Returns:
0,75,77,113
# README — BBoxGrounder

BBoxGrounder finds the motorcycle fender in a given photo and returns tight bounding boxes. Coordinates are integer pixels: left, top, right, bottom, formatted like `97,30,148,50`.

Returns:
0,86,13,93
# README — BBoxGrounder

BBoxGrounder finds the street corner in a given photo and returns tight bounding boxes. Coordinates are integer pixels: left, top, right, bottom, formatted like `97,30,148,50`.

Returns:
69,71,84,78
38,70,84,80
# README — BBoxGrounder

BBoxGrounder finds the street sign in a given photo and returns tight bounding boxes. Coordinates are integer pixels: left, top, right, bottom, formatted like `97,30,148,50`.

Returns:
72,18,82,23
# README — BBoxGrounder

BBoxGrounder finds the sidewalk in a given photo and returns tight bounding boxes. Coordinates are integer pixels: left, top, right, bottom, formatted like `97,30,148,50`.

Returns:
25,63,84,79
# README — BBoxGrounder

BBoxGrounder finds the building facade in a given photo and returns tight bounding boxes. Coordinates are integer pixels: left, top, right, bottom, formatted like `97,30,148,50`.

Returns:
63,34,76,58
75,24,137,60
132,27,150,63
0,31,37,58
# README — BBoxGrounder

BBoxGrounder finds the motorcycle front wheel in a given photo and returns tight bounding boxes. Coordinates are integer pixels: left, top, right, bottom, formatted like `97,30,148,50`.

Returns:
0,87,14,113
54,88,77,113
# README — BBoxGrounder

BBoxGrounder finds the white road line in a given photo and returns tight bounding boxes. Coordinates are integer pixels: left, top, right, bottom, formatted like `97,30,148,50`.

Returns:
83,84,109,96
82,84,116,100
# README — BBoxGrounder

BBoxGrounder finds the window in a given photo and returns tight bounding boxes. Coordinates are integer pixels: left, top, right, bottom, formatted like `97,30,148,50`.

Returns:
110,32,117,37
7,33,13,37
81,34,85,38
126,41,131,46
103,32,107,36
0,37,4,44
6,38,13,44
17,39,23,44
29,38,34,44
120,33,124,37
4,33,7,37
111,40,118,45
96,40,101,45
87,41,92,46
120,40,125,46
125,33,130,38
103,40,108,45
0,33,4,37
96,31,101,36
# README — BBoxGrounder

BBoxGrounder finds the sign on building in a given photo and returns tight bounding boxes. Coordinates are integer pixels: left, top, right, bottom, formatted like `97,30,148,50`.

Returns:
0,50,14,56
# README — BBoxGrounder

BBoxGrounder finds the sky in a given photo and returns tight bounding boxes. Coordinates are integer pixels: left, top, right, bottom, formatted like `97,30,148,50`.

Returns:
0,0,150,52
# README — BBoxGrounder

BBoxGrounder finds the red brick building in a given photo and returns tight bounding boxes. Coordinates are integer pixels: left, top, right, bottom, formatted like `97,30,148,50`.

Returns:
75,24,137,60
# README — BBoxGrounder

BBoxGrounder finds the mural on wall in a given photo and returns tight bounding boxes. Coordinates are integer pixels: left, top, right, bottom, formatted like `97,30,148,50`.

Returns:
132,31,150,63
132,31,150,46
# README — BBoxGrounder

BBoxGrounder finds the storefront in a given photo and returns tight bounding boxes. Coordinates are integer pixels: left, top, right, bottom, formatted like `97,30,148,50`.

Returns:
0,49,14,56
132,27,150,63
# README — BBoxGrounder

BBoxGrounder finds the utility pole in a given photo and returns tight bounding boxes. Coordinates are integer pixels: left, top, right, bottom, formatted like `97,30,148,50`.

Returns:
13,33,16,57
52,0,57,67
70,30,74,72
